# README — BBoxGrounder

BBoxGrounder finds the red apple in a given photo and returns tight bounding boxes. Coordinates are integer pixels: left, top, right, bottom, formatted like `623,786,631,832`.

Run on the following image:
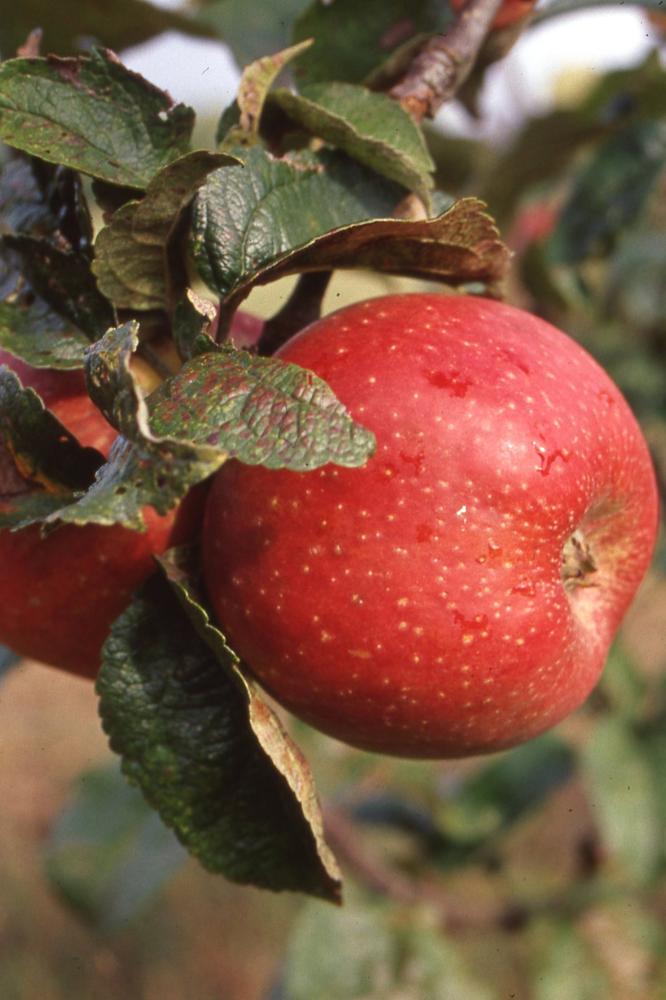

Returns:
202,294,659,758
0,351,117,454
0,351,202,678
451,0,536,30
508,201,557,256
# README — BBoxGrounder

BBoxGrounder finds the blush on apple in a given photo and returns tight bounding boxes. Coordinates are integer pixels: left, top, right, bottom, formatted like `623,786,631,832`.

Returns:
0,351,202,678
202,294,659,758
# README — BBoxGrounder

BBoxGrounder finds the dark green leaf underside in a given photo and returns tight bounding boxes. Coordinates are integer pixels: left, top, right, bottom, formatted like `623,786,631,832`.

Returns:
97,573,341,900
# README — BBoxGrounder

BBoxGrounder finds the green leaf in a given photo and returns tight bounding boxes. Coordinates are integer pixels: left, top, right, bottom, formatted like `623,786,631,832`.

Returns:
191,145,405,302
0,0,217,59
0,157,100,366
172,290,219,361
5,235,114,338
200,0,310,68
44,762,187,932
0,298,89,370
284,901,397,1000
549,120,666,264
530,921,610,1000
92,203,165,312
49,322,223,530
581,716,661,884
0,156,58,235
221,39,314,145
97,567,341,901
93,149,236,311
50,433,219,532
293,0,448,87
0,49,194,187
221,196,509,314
434,735,575,857
192,147,507,309
0,152,94,258
0,367,102,491
398,924,496,1000
269,82,435,204
283,902,496,1000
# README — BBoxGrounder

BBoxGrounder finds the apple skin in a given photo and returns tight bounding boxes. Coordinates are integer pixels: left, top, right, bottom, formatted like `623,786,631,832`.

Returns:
0,351,118,454
202,294,659,759
508,201,557,256
0,351,202,678
451,0,536,30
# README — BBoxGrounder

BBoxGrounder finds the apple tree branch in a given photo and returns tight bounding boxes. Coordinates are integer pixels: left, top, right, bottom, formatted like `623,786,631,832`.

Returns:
389,0,505,121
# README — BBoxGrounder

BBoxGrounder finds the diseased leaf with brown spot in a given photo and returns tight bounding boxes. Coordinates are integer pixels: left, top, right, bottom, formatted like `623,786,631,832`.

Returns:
222,196,510,316
0,49,194,188
51,319,374,531
49,323,223,531
97,562,342,902
147,346,376,470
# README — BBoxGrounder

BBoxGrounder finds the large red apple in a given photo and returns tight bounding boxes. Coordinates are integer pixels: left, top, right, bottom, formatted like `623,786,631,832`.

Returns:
202,294,659,758
0,350,200,678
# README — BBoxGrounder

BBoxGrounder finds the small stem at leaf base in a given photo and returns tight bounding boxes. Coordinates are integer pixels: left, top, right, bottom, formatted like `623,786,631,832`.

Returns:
258,271,332,356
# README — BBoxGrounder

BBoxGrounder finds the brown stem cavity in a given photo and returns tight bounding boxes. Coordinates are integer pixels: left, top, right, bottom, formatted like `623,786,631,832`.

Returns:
562,529,598,593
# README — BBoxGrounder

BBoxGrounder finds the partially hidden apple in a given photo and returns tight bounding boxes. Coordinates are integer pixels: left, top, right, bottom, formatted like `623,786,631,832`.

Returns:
0,350,201,678
202,294,659,758
451,0,536,30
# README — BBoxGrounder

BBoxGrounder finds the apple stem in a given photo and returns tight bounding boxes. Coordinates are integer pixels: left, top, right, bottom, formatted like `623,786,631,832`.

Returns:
389,0,506,121
562,529,598,591
257,271,332,356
